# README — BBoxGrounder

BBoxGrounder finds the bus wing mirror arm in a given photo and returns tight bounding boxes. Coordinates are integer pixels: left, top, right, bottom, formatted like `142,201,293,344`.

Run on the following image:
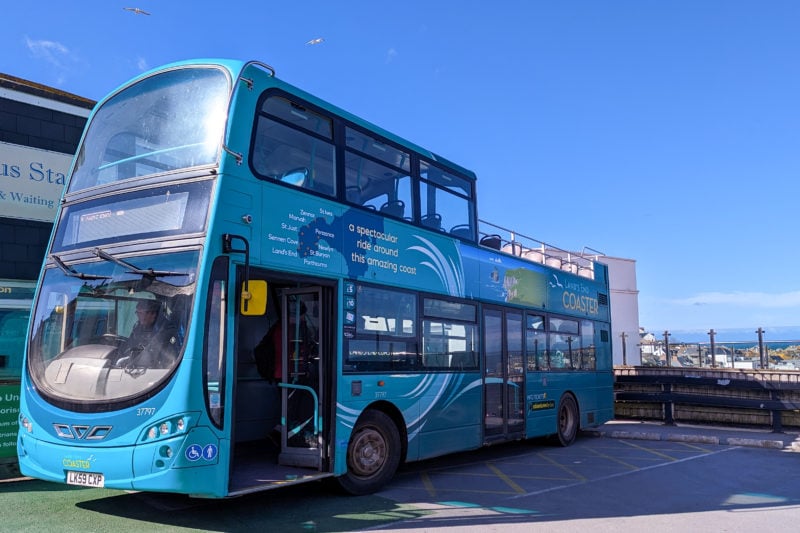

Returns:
222,233,251,310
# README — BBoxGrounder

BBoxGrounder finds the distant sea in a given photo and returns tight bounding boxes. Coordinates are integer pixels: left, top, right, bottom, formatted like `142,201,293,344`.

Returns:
665,326,800,344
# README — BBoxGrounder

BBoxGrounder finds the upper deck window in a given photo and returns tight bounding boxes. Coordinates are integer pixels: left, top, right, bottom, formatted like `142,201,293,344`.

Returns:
252,96,336,197
250,91,476,238
262,97,333,139
419,161,475,238
345,128,410,172
344,127,413,220
69,67,230,192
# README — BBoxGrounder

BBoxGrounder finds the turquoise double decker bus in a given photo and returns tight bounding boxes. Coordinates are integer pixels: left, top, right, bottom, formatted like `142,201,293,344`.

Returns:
17,59,613,497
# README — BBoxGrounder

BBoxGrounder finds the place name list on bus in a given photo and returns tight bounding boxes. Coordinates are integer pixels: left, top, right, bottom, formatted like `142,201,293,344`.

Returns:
347,223,417,276
268,207,335,269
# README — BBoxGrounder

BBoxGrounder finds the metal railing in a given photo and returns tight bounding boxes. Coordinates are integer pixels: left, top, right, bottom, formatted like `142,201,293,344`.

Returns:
477,219,603,280
638,331,800,370
614,366,800,431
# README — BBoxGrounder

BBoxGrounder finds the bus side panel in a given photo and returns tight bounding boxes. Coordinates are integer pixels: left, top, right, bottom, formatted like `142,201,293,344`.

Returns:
593,371,615,425
414,374,482,460
525,371,612,438
336,373,483,468
525,371,561,438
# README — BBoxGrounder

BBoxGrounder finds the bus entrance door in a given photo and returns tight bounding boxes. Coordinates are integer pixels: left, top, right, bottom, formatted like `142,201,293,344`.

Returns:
482,308,526,443
278,288,324,468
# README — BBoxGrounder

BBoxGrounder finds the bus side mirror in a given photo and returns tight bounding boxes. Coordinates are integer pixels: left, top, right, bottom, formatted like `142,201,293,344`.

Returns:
241,280,267,315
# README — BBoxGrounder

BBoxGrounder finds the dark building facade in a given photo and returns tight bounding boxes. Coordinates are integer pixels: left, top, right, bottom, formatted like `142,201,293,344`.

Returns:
0,74,95,382
1,74,94,281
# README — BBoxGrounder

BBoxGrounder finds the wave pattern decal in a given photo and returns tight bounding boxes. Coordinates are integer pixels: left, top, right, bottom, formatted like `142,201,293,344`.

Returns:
337,373,483,446
407,236,465,297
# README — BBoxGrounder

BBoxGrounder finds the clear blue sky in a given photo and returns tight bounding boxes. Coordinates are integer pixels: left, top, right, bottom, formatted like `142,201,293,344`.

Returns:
4,1,800,334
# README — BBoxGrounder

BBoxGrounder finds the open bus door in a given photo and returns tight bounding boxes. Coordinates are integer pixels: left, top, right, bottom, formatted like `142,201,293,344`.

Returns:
228,272,330,495
277,288,324,468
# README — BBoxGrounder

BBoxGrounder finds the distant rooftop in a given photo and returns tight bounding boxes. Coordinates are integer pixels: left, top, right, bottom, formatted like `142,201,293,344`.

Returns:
0,72,95,110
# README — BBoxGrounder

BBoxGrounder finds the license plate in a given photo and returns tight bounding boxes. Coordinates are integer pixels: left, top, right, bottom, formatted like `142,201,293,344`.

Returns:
66,470,104,488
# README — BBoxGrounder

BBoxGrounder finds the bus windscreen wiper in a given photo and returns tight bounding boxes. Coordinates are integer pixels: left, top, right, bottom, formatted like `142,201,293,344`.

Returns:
51,254,111,280
93,247,185,278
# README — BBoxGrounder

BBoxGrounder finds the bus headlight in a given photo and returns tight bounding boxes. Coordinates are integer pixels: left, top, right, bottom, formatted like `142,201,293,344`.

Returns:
141,414,193,442
20,415,32,433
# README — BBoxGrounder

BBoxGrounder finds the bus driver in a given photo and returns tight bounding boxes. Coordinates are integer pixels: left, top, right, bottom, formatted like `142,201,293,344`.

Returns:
117,299,178,369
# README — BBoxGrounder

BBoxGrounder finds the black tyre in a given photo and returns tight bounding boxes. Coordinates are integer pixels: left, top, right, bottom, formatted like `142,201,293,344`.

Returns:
555,394,579,447
337,410,401,495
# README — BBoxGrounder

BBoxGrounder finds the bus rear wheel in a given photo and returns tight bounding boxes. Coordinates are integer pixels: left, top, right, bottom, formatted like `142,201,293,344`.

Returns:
555,394,579,447
337,410,401,495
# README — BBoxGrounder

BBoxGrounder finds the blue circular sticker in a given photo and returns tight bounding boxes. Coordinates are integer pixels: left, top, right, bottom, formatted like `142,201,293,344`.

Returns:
202,444,218,460
185,444,203,461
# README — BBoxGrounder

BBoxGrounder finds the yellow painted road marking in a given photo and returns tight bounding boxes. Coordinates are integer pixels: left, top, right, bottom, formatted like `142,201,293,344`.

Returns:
585,445,639,470
537,452,587,482
486,463,526,494
620,439,678,461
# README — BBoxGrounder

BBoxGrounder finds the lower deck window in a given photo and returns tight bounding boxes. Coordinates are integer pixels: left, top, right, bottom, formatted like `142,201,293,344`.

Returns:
345,284,417,372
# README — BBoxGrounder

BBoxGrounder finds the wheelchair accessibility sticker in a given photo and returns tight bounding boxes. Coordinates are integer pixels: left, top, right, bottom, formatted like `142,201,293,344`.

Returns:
186,443,218,462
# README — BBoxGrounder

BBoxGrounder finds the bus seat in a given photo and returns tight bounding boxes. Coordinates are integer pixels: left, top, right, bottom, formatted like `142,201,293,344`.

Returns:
449,224,473,240
380,200,405,218
523,249,544,263
545,255,562,269
479,234,502,250
280,167,308,187
421,213,442,231
450,351,477,369
502,242,522,256
423,353,447,368
345,186,362,204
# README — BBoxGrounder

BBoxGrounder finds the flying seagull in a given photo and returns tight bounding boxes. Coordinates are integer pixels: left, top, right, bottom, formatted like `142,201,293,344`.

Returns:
124,7,151,15
306,37,324,45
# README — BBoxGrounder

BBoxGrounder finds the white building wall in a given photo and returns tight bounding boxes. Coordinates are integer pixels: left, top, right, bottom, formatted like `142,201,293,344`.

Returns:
599,256,640,365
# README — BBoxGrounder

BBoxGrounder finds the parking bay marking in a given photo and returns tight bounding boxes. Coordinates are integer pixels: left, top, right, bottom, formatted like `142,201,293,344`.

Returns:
510,445,740,500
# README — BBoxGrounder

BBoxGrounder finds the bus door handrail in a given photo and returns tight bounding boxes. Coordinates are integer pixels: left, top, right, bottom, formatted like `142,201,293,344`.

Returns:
278,382,320,434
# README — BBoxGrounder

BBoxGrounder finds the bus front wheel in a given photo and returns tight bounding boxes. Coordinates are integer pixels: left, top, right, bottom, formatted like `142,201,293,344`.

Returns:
337,410,401,495
555,394,579,447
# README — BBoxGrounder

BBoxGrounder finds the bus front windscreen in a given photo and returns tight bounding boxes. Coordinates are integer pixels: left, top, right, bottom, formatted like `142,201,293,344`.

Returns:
27,250,198,411
69,66,231,191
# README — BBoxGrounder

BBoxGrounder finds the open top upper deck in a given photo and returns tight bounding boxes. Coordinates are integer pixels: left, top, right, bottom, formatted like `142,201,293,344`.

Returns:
62,59,606,286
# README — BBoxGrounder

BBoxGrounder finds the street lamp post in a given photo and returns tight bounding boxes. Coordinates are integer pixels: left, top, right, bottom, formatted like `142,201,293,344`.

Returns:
620,332,628,366
757,327,766,369
708,329,716,368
